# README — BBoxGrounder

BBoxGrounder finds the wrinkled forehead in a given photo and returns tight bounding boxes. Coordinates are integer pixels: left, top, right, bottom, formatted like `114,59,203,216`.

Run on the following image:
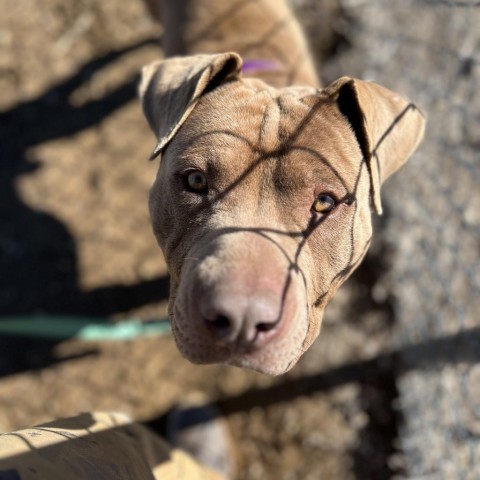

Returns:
166,80,364,192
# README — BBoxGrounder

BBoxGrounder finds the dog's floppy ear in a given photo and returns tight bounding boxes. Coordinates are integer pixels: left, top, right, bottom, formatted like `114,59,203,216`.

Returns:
324,77,425,214
139,52,243,159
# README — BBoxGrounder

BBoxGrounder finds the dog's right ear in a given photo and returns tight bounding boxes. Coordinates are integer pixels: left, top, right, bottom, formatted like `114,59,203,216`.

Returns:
139,53,243,159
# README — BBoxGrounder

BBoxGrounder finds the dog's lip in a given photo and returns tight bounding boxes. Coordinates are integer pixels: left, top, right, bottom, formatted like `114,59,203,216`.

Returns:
176,340,282,372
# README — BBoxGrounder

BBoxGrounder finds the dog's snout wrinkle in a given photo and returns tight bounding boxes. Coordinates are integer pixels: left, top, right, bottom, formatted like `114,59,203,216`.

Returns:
200,290,280,348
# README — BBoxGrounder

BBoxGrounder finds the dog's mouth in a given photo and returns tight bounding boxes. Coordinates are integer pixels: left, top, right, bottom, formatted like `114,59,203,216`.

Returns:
169,288,308,375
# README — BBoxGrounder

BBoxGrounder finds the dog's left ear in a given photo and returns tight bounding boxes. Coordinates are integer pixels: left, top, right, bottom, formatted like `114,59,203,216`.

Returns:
325,77,426,214
139,53,243,159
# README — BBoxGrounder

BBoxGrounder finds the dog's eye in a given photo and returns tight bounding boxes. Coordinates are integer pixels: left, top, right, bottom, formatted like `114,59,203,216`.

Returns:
312,194,336,213
186,170,208,193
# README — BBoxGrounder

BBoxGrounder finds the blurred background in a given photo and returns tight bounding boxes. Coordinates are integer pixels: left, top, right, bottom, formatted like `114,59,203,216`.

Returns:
0,0,478,478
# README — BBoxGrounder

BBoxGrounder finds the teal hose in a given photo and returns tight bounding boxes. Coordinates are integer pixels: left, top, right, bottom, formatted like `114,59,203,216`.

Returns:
0,316,171,341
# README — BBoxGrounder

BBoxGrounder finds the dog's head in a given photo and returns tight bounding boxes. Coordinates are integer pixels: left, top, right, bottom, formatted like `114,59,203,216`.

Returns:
139,53,425,375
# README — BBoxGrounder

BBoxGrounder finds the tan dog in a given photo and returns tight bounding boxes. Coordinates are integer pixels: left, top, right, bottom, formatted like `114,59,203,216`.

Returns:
140,0,425,375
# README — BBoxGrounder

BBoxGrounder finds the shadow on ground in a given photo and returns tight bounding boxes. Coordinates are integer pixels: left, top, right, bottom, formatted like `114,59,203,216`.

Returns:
0,37,169,376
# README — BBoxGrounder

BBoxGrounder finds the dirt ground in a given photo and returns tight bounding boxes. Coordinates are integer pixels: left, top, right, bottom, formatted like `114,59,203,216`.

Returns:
0,1,406,479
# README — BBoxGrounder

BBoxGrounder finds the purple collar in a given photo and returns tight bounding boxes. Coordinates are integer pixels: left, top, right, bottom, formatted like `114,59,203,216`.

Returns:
242,59,280,73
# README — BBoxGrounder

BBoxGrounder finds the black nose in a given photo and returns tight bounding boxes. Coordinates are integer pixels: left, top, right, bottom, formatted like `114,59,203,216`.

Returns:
200,290,280,347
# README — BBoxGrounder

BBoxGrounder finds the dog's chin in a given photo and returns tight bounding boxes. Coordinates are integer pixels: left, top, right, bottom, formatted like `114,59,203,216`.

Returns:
175,341,301,376
223,353,301,376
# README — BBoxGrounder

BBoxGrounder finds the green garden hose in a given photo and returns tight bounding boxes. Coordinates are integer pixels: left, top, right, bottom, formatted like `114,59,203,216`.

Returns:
0,316,170,341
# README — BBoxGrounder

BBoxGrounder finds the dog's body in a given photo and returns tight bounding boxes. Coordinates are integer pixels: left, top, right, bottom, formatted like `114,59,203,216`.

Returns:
140,0,425,375
144,0,318,88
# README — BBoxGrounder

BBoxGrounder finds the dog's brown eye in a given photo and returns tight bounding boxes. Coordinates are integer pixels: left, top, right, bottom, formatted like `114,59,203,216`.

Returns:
312,194,336,213
186,170,208,193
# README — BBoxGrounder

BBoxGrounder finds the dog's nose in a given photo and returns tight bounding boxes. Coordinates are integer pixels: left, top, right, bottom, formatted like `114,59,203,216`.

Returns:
200,291,280,347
